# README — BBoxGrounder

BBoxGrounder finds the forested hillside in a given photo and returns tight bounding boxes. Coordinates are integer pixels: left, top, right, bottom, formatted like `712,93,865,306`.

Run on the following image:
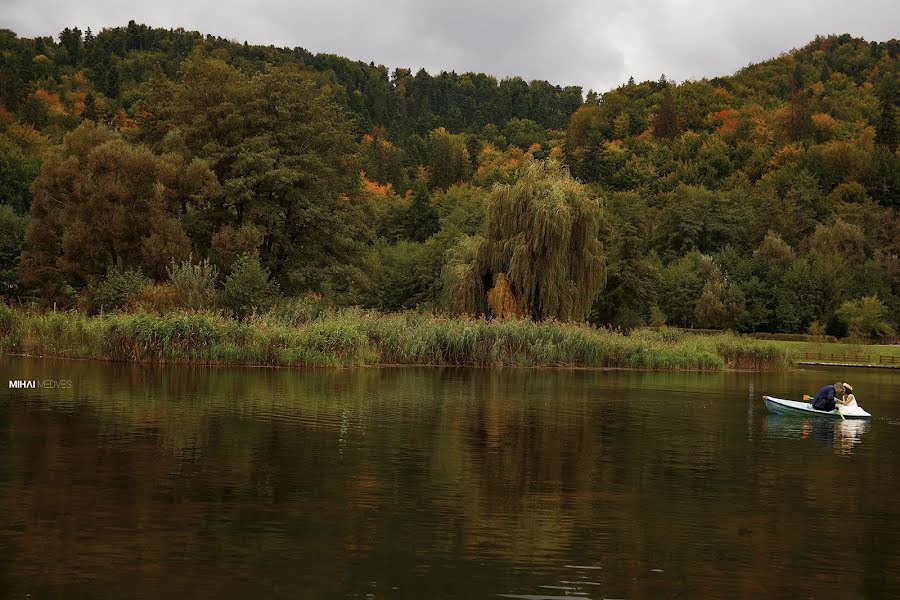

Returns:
0,22,897,337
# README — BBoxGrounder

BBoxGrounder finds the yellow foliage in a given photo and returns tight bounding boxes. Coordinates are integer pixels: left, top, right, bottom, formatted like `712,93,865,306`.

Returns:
474,144,526,186
768,144,802,169
360,175,394,199
6,123,50,154
34,89,68,116
487,273,527,319
713,87,734,104
811,112,837,134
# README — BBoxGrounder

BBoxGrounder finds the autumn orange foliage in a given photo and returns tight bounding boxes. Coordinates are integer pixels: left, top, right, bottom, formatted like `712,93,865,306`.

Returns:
360,175,394,198
34,89,68,116
0,105,14,125
112,109,138,133
487,273,527,319
707,109,740,139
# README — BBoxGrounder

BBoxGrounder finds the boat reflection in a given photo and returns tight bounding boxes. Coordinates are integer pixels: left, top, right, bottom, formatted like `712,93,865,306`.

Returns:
763,415,870,455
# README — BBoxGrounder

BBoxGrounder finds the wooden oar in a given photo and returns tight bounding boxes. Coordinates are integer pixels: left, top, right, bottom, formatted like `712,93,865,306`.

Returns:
802,394,845,419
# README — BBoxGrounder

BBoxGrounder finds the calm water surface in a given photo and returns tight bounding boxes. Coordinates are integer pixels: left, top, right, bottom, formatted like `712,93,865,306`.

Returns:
1,356,898,599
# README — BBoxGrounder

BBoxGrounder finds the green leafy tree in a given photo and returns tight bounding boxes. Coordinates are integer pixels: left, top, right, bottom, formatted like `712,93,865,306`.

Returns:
658,252,706,327
444,159,606,321
809,219,866,263
428,127,471,190
590,193,659,328
502,118,547,151
221,252,280,319
402,176,439,242
563,104,608,182
0,205,28,297
0,134,39,213
138,55,368,295
91,266,151,311
694,268,748,330
835,295,895,339
875,72,898,151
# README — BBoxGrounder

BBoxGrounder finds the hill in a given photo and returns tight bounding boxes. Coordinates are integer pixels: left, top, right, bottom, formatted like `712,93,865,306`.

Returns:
0,23,897,336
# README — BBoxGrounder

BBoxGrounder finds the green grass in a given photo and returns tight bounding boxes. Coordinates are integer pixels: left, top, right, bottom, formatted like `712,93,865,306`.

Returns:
0,306,795,370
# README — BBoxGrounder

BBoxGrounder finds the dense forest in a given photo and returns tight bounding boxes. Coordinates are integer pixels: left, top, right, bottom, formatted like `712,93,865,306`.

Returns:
0,22,898,337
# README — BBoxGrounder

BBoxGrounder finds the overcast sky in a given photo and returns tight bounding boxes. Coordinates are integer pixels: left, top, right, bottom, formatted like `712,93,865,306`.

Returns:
4,0,898,92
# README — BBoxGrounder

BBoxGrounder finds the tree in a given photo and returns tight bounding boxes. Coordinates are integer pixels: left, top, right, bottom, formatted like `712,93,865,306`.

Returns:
81,92,99,121
19,123,219,301
563,104,607,182
444,159,606,321
590,193,659,328
359,128,407,191
658,252,706,327
809,219,866,263
0,205,28,297
653,84,680,139
91,267,151,311
58,27,82,64
402,175,439,242
221,252,280,319
138,55,368,296
784,63,812,141
502,118,547,151
755,230,795,267
835,296,895,339
0,134,39,213
875,72,898,151
428,127,471,190
165,256,219,310
694,268,748,330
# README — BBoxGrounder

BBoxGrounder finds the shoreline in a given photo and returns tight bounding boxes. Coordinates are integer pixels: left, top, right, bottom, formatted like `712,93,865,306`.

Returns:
0,306,802,372
2,350,789,372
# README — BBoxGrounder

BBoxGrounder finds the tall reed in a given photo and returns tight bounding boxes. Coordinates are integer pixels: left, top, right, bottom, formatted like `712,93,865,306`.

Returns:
0,306,792,370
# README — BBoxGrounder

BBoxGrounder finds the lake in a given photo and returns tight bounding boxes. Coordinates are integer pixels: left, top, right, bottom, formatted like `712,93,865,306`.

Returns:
1,356,898,599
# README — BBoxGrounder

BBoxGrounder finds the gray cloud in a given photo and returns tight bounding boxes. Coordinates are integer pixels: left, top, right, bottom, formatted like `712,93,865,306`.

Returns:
3,0,897,92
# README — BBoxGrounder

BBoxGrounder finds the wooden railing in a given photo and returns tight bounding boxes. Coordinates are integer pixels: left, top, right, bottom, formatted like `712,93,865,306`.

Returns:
798,352,898,365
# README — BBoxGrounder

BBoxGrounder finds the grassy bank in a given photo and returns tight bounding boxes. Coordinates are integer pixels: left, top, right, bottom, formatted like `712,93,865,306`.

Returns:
0,305,793,370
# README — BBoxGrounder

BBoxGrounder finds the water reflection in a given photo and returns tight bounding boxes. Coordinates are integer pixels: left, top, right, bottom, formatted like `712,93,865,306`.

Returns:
1,357,898,599
763,416,870,455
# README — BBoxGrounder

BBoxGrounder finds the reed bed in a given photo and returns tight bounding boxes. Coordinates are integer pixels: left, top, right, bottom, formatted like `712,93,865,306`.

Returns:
0,305,793,371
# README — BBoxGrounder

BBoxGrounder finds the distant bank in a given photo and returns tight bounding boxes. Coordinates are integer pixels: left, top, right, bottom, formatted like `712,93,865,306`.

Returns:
0,306,793,370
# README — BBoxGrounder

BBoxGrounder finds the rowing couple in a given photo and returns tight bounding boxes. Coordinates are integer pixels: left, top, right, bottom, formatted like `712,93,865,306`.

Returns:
811,382,857,412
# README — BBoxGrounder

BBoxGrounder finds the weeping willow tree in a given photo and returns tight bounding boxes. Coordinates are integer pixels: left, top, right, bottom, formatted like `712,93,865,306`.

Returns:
443,159,606,321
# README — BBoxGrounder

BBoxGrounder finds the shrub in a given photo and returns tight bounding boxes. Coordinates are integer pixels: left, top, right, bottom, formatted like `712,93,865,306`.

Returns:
0,301,16,337
128,284,181,315
91,267,151,312
166,256,219,310
220,253,280,319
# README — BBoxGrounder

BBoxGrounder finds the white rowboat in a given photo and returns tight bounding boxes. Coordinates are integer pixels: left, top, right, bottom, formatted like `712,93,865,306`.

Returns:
763,396,872,419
